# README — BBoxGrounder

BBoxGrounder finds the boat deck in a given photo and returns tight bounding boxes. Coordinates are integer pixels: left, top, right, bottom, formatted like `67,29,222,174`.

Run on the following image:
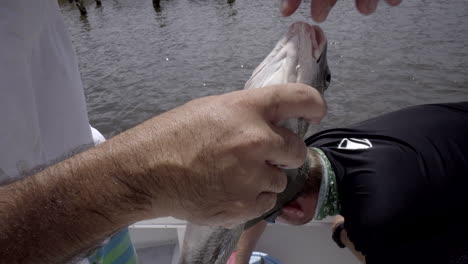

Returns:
129,217,360,264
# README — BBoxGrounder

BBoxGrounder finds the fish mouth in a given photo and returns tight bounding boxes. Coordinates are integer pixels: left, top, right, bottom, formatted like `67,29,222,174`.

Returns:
287,22,326,62
244,21,331,94
287,22,331,93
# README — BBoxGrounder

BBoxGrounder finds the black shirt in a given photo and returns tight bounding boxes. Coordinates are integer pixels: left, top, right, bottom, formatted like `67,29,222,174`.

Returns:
305,102,468,263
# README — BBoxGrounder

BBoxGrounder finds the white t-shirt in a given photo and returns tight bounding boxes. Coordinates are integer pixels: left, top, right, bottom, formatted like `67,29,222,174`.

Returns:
0,0,96,183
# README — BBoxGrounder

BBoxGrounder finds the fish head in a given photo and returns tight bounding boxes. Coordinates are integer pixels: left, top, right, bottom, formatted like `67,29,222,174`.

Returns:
244,21,331,94
244,21,331,138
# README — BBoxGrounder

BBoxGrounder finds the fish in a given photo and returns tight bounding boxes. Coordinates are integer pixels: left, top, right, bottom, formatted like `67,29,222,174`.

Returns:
244,21,330,138
179,21,331,264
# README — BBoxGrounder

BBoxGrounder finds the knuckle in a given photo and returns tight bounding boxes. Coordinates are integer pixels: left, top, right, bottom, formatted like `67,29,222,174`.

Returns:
272,132,286,149
231,129,269,154
246,131,269,149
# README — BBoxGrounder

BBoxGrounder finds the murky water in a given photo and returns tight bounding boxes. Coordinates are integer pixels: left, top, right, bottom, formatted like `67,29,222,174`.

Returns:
59,0,468,138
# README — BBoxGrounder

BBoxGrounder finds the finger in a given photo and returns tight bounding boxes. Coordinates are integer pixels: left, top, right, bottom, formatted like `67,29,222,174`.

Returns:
258,162,288,193
280,0,302,16
356,0,379,15
311,0,338,23
384,0,401,6
254,83,327,125
255,191,277,216
266,125,308,169
226,160,286,196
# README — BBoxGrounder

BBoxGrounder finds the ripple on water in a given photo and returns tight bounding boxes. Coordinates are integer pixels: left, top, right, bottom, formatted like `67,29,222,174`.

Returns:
59,0,468,138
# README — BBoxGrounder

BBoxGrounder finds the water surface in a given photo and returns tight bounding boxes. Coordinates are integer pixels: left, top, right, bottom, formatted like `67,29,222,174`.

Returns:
59,0,468,138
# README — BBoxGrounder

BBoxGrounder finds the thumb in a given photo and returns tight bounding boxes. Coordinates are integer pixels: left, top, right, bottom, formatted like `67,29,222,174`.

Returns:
250,83,327,125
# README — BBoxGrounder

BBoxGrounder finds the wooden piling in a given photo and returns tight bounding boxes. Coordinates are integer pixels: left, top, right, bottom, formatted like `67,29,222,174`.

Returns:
152,0,161,12
75,0,87,16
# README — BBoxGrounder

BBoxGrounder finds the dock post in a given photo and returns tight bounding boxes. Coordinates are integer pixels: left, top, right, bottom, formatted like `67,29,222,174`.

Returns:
75,0,87,16
153,0,161,10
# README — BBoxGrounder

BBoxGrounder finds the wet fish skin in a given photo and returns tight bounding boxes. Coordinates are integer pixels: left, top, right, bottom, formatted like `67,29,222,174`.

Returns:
244,21,330,138
179,21,330,264
244,21,330,93
179,224,244,264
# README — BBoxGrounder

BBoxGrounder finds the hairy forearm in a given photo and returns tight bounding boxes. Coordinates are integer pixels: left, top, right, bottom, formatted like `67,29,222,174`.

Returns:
0,131,162,263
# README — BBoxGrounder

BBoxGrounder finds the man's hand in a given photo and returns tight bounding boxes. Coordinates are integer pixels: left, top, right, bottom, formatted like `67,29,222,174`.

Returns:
280,0,402,22
0,83,325,263
137,83,327,227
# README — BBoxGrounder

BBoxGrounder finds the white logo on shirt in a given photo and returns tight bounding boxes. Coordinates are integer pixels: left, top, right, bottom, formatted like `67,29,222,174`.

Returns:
338,138,373,150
